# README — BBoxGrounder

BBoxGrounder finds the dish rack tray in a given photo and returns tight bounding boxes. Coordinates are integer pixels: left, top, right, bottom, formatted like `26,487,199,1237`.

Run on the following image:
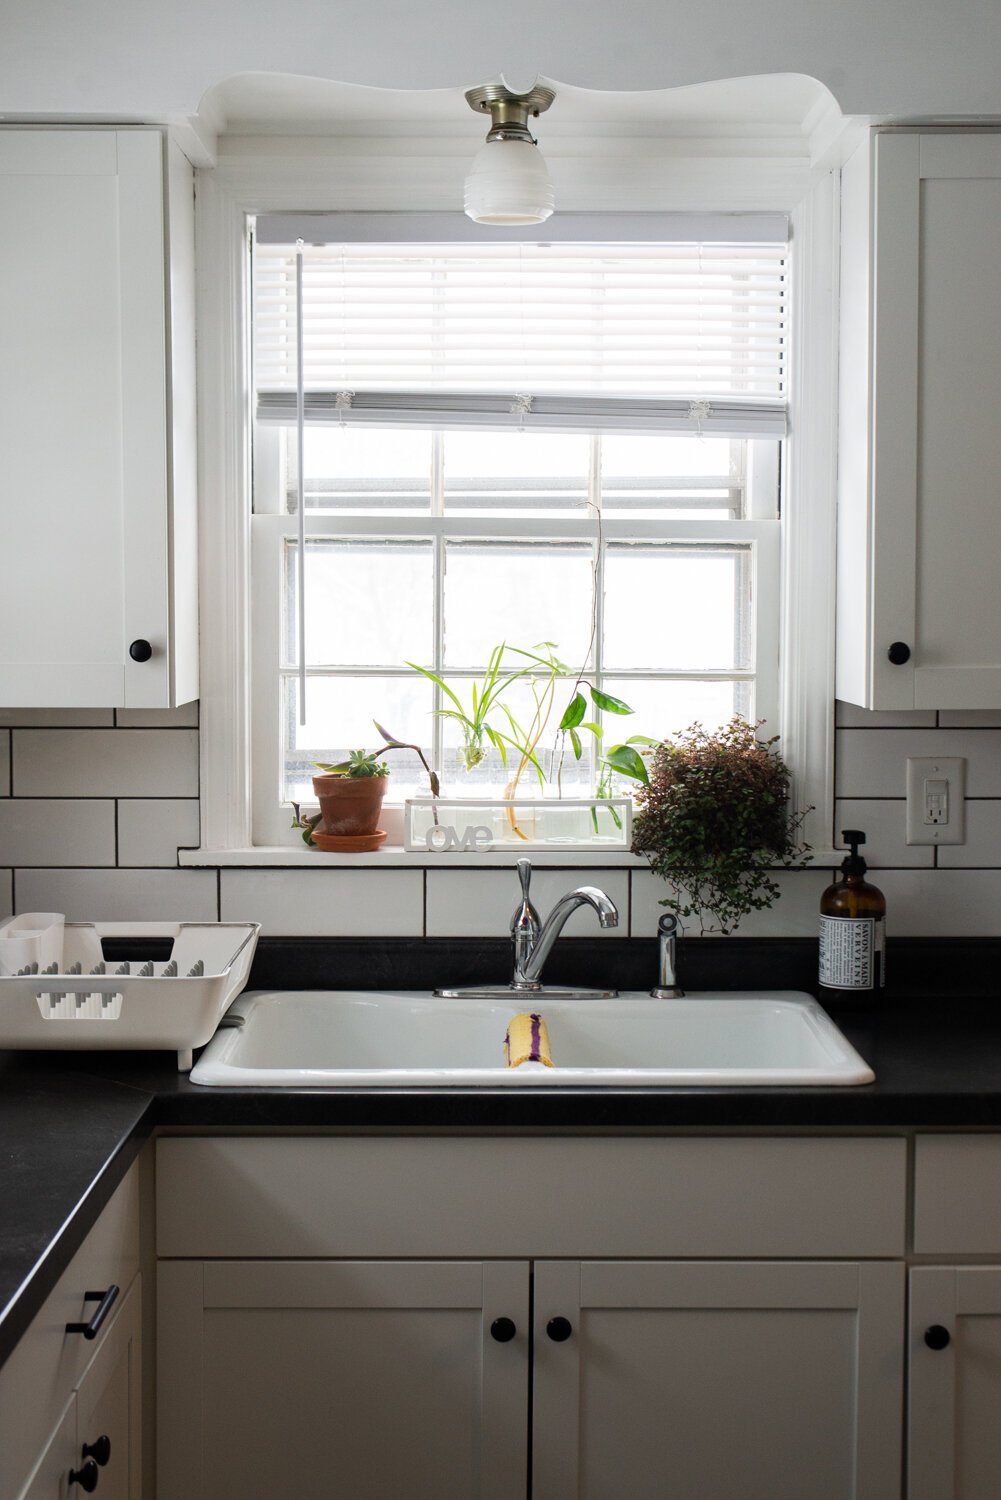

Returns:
0,919,260,1070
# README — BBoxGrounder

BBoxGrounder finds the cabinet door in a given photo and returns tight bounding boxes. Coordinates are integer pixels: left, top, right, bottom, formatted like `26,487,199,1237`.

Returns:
0,129,195,708
533,1259,904,1500
14,1397,76,1500
909,1265,1001,1500
839,132,1001,710
73,1276,142,1500
158,1259,528,1500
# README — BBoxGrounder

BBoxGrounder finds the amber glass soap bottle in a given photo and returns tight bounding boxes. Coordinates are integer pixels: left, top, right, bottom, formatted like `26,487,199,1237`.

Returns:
818,829,886,998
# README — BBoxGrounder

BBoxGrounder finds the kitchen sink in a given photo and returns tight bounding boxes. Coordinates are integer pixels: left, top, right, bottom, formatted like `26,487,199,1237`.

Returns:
189,989,875,1088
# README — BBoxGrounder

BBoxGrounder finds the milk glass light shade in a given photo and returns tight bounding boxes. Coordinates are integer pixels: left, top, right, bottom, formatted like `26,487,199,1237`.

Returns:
464,138,555,225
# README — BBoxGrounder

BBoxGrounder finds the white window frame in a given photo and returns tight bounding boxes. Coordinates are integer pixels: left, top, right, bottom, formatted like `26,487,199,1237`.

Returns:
190,151,837,865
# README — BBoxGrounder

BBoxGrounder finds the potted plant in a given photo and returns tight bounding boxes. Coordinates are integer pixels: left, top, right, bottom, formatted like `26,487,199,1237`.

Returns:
310,750,391,848
631,718,812,934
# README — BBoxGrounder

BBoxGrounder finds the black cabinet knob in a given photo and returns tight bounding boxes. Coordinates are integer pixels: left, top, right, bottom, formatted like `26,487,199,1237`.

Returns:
69,1458,100,1492
887,641,911,665
82,1436,111,1467
924,1324,951,1350
128,639,153,662
490,1317,516,1343
546,1316,573,1342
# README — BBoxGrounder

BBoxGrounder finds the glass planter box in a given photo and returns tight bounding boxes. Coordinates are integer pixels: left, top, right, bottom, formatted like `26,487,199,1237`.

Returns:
403,797,633,853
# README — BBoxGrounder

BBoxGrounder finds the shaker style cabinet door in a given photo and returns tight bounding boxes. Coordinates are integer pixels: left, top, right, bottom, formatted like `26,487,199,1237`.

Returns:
157,1259,529,1500
838,132,1001,710
909,1266,1001,1500
532,1259,904,1500
0,128,197,709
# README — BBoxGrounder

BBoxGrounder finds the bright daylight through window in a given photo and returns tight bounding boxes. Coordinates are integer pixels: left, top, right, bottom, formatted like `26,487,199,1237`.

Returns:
250,227,787,844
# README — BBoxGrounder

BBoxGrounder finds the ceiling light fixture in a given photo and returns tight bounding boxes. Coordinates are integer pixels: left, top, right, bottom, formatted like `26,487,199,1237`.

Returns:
463,82,556,225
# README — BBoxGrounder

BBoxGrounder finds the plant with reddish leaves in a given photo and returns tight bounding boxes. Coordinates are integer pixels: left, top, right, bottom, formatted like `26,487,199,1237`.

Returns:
632,717,811,935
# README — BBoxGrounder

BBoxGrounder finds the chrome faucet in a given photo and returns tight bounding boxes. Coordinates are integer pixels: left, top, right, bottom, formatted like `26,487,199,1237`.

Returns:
510,858,618,991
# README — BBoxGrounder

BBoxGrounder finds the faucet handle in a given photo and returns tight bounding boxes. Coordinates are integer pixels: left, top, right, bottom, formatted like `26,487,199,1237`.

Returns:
512,859,540,934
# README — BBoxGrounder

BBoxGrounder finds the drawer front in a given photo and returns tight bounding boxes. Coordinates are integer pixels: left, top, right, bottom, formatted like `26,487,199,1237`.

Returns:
157,1136,907,1260
915,1134,1001,1253
0,1162,140,1498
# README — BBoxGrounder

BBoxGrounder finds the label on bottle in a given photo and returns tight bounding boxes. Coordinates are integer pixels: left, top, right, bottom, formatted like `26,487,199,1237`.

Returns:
819,915,885,990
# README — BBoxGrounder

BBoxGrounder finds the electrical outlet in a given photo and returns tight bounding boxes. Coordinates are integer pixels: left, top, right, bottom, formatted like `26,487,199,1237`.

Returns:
905,756,966,845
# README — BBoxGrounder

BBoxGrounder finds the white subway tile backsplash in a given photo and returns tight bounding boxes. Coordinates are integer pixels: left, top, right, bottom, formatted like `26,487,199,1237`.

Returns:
220,868,423,936
425,867,629,939
630,866,833,939
836,729,1001,799
835,701,937,729
938,802,1001,867
833,800,934,868
0,799,115,867
0,709,114,727
14,868,217,922
876,869,1001,936
116,704,199,728
13,729,198,798
118,799,200,867
938,711,1001,728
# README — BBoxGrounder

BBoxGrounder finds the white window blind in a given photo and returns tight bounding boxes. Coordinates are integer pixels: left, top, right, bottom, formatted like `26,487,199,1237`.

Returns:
253,233,788,436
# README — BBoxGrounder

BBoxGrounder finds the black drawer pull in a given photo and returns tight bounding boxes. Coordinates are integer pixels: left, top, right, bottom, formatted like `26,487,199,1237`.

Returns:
68,1458,100,1491
128,638,153,662
490,1317,517,1342
66,1285,119,1340
924,1324,951,1350
83,1435,111,1466
546,1316,573,1342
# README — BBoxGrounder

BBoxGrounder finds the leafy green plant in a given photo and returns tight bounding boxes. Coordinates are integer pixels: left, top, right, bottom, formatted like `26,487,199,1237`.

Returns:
631,717,812,935
407,642,537,773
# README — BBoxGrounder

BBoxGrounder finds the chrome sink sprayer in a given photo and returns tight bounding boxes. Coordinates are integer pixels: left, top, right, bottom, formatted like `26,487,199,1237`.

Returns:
510,858,618,992
650,912,684,998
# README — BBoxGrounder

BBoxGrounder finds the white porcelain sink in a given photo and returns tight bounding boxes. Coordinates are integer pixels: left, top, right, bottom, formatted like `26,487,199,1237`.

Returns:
189,989,874,1088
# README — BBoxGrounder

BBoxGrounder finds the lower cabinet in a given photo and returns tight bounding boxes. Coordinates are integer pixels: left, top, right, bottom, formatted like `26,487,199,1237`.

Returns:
0,1164,142,1500
908,1266,1001,1500
18,1278,142,1500
158,1255,903,1500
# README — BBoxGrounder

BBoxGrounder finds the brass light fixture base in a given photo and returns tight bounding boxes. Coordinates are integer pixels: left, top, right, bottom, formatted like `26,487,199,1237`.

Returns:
464,83,556,144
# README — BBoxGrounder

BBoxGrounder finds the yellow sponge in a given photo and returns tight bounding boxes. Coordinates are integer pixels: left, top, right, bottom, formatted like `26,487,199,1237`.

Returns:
505,1012,554,1068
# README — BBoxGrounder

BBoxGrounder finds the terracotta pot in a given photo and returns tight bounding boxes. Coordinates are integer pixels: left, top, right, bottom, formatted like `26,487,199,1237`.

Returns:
312,773,389,837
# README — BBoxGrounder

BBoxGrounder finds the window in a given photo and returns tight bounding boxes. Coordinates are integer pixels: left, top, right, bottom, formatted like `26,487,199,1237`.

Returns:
249,226,788,845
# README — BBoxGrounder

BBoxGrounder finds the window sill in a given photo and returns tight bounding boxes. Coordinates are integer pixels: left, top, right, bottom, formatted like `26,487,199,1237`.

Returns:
179,846,839,870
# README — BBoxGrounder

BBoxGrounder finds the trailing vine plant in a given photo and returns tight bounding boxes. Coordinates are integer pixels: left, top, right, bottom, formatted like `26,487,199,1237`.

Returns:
631,718,812,934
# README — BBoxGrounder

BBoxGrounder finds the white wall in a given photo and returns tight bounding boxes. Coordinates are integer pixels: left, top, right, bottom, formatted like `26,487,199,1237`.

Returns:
6,703,1001,938
3,0,1001,128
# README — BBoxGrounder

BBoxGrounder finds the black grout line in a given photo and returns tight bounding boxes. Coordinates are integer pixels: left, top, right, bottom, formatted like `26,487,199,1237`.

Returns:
113,800,120,867
216,867,222,922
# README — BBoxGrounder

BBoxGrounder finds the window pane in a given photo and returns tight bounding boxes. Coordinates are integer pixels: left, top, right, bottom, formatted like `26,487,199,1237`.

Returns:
600,434,740,519
443,542,594,668
286,426,432,515
443,430,589,516
284,539,433,667
601,677,752,747
283,675,434,803
603,544,750,671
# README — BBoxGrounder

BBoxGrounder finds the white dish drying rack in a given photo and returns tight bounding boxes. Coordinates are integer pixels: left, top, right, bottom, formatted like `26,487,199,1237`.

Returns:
0,916,260,1070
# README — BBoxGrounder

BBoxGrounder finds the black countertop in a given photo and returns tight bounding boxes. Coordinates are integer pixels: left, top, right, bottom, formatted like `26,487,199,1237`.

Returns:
3,934,1001,1375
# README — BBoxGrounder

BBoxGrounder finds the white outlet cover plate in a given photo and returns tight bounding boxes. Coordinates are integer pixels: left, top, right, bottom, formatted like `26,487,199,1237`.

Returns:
905,755,966,845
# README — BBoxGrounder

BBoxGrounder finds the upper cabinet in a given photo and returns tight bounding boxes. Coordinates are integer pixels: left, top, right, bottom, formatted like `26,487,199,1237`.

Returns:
837,131,1001,710
0,129,197,709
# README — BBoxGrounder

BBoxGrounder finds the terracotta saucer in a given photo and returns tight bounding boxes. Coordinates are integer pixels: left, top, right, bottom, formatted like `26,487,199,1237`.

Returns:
311,829,388,853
